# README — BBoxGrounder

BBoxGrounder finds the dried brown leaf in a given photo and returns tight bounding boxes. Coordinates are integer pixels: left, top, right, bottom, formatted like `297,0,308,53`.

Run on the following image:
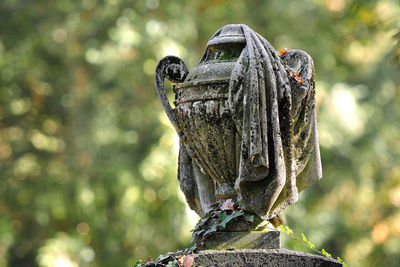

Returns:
220,199,235,211
182,255,194,267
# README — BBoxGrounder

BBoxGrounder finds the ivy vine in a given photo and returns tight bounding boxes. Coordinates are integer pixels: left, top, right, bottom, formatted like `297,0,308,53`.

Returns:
190,209,258,250
277,224,347,266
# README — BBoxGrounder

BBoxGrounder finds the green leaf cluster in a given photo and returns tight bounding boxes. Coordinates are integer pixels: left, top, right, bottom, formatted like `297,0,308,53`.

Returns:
190,209,257,248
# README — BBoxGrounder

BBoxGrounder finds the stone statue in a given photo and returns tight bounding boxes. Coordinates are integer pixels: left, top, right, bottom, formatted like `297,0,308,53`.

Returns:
154,24,322,227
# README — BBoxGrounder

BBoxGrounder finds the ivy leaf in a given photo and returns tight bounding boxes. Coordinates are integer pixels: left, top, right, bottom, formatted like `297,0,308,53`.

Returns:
301,233,308,242
285,225,293,235
218,214,233,228
166,260,178,267
189,245,197,253
195,217,210,230
203,225,217,237
232,210,244,218
204,212,213,218
219,211,228,222
218,211,243,228
337,257,347,267
244,214,254,222
322,249,332,258
196,229,204,235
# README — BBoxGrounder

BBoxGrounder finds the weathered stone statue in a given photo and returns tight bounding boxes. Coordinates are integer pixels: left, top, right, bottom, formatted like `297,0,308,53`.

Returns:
155,24,322,227
149,24,344,267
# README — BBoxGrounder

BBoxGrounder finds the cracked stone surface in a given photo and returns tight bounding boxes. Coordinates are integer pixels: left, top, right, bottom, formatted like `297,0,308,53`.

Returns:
193,249,342,267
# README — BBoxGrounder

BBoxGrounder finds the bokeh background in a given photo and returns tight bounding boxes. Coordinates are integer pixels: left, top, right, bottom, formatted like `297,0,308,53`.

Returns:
0,0,399,266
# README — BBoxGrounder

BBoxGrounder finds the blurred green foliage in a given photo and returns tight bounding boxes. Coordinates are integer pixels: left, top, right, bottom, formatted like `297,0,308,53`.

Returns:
0,0,399,266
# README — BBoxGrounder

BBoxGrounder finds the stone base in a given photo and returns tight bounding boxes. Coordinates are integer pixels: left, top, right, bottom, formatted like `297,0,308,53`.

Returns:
198,231,280,250
193,249,343,266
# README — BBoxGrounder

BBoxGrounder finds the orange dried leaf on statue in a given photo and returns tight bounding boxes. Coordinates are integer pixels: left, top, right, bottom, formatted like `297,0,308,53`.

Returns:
220,199,235,210
140,257,153,264
177,256,183,265
290,71,305,85
182,255,195,267
295,76,305,85
278,48,289,56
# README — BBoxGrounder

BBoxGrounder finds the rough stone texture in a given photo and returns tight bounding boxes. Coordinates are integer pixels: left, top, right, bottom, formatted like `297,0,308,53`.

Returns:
155,24,323,225
198,231,280,250
193,249,343,267
150,23,341,267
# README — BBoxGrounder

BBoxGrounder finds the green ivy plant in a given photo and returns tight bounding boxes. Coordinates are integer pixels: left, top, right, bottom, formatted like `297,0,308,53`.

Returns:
135,221,346,267
277,224,347,266
190,209,257,250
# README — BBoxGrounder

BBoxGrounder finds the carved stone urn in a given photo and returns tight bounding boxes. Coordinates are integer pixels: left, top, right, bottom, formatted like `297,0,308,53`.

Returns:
149,24,345,267
173,25,245,199
155,24,322,226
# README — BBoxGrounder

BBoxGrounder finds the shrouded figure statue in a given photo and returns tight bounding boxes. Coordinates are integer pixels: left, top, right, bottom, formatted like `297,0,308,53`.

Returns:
155,24,322,227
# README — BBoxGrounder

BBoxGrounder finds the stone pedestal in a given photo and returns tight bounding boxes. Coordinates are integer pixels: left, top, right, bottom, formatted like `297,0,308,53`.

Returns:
198,231,280,250
142,230,343,267
193,249,343,266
